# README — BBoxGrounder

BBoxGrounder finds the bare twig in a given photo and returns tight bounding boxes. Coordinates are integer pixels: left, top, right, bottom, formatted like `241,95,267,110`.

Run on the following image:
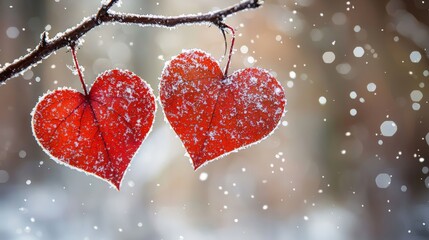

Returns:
0,0,262,84
96,0,120,22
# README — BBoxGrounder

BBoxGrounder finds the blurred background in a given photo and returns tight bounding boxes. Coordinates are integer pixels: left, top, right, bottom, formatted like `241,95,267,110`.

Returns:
1,0,429,239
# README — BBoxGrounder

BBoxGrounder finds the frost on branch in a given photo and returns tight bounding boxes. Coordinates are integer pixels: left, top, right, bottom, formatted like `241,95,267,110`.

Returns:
0,0,262,84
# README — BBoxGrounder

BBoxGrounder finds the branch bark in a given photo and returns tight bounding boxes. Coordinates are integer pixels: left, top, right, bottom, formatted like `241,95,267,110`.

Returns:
0,0,262,84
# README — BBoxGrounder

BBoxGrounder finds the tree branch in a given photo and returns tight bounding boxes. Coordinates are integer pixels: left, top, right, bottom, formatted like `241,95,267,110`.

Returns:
0,0,262,84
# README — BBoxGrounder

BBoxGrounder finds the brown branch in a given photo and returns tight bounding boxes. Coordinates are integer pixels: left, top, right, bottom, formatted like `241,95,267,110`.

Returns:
0,0,262,84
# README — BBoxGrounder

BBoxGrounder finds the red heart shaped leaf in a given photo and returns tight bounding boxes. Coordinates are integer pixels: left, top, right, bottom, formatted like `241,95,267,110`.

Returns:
160,49,286,170
31,69,156,190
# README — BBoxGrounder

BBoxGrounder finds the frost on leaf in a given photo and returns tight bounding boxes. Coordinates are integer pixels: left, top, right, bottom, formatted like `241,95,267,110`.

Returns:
31,69,156,190
160,49,286,170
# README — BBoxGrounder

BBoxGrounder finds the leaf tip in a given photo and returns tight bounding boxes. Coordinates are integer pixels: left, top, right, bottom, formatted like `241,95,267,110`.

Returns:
109,179,122,191
192,158,204,171
193,164,201,171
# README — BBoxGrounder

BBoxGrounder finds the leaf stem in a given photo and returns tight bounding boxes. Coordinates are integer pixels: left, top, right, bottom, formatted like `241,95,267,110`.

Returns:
70,45,88,96
221,23,235,77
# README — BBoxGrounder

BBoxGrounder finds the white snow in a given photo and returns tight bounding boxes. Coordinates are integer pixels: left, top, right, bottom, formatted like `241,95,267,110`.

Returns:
332,12,347,25
366,83,376,92
353,25,361,32
375,173,391,188
0,170,9,183
18,150,27,158
240,45,248,54
336,63,351,75
412,103,420,111
322,51,335,64
425,132,429,146
319,96,327,105
410,51,422,63
6,26,19,39
353,46,364,58
380,120,397,137
410,90,423,102
199,172,208,181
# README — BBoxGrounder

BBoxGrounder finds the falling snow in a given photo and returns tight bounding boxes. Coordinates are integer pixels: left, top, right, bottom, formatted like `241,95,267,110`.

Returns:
409,51,422,63
375,173,391,189
322,51,335,64
353,46,364,57
367,83,376,92
199,172,208,181
1,1,428,240
6,26,19,39
380,121,397,137
319,96,327,105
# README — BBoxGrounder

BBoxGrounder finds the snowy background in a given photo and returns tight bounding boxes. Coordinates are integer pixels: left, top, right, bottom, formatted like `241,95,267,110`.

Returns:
1,0,429,239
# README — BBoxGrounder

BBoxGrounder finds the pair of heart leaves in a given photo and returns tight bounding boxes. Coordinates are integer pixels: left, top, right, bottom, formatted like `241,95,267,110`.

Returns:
32,49,286,190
